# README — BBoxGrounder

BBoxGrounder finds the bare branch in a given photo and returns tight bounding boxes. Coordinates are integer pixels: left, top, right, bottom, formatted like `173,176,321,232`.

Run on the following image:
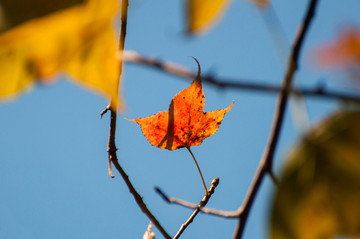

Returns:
107,108,170,238
108,139,171,239
104,1,171,238
232,0,319,238
154,186,240,218
173,177,220,239
123,51,360,103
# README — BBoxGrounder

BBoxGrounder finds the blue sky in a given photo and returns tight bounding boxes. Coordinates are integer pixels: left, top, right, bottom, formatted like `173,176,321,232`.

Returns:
1,0,360,238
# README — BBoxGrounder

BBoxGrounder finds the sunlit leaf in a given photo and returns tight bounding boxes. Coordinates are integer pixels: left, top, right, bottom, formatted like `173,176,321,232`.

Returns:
271,111,360,239
130,60,234,150
0,0,123,109
185,0,270,35
313,27,360,82
186,0,232,34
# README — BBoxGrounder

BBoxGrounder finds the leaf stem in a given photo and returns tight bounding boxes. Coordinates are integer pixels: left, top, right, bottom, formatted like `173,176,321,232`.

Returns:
186,147,208,196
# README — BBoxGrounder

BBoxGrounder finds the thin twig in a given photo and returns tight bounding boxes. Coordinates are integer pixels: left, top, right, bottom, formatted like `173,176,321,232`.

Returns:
173,177,220,239
232,0,319,238
122,50,360,103
268,170,279,186
100,104,111,118
154,186,240,218
108,157,115,178
105,1,171,238
109,145,171,239
107,109,170,238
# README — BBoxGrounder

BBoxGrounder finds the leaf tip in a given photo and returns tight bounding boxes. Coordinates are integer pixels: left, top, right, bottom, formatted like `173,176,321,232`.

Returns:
227,100,235,112
125,117,138,123
188,56,201,83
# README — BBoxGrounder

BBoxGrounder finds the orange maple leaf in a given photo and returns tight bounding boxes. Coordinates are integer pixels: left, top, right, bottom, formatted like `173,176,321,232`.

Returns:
130,60,234,151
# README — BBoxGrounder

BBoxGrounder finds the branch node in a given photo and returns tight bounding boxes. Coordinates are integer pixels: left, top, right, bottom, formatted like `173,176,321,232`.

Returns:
268,169,279,186
107,146,118,153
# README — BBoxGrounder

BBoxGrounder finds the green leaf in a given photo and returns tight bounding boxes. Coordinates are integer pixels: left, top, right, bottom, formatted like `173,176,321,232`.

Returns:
271,111,360,239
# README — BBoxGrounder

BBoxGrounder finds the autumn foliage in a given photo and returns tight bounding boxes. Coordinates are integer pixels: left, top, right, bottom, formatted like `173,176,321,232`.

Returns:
0,0,122,108
1,1,360,239
131,60,234,150
186,0,268,34
315,28,360,70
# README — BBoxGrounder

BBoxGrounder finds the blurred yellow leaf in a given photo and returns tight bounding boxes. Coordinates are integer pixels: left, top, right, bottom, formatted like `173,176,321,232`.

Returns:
271,111,360,239
0,0,123,109
186,0,232,34
186,0,269,35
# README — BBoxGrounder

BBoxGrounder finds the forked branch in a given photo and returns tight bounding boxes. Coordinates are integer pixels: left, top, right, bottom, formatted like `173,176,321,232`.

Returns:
155,186,240,218
173,177,220,239
233,0,319,238
108,131,171,239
